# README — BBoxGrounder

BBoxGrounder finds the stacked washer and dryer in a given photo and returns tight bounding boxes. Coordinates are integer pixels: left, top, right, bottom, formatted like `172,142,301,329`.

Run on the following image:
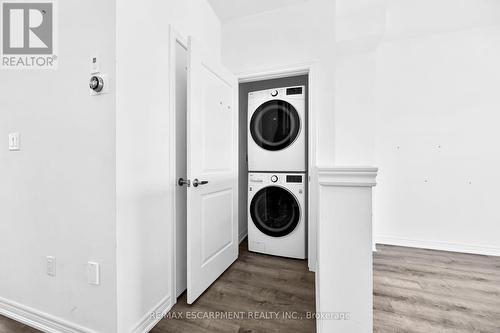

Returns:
247,86,307,259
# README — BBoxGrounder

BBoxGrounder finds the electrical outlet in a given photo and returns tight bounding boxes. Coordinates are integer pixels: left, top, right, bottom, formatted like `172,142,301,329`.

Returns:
9,132,20,151
87,262,100,285
46,256,56,277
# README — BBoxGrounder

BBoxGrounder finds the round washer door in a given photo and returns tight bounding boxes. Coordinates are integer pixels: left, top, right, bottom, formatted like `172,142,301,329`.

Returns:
250,186,301,237
250,100,300,151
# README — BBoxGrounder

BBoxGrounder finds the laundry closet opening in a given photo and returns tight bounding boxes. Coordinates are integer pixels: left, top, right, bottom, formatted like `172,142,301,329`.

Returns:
175,72,311,292
238,75,310,257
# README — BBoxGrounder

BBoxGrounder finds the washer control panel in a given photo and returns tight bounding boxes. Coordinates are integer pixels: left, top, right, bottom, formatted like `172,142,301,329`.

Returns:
248,86,305,101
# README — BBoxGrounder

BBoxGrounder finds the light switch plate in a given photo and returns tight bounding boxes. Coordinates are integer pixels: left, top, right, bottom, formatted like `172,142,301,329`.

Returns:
9,132,20,151
87,262,100,285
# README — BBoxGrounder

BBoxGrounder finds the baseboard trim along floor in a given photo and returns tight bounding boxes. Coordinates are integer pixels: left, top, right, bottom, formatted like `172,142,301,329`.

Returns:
238,230,248,244
0,296,97,333
131,295,172,333
375,235,500,257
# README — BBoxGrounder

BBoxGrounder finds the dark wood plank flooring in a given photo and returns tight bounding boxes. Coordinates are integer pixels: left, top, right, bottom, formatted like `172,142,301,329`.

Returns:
2,243,500,333
151,240,315,333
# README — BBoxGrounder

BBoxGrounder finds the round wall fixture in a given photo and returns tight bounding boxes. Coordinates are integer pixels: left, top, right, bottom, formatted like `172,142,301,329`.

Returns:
89,75,104,93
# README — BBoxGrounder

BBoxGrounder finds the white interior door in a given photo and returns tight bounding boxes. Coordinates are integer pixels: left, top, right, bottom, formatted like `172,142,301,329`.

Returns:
186,37,238,304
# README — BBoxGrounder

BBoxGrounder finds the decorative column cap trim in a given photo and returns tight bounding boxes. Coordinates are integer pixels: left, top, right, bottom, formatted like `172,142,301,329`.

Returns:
318,166,378,187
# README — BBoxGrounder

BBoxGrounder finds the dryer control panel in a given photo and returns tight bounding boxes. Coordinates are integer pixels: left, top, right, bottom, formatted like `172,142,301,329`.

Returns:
249,173,304,185
286,87,303,95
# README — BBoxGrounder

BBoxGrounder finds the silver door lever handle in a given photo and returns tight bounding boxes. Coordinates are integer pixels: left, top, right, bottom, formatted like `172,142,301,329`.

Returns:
178,178,190,187
193,179,208,187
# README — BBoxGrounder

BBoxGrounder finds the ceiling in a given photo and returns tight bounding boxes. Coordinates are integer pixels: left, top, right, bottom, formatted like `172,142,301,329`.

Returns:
208,0,311,21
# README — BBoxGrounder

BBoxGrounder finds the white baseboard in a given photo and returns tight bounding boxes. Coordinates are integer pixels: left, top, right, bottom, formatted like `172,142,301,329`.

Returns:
308,261,316,273
130,295,172,333
375,235,500,257
0,296,97,333
238,229,248,244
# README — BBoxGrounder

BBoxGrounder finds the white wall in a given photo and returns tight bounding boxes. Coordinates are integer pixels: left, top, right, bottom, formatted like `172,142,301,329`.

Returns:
335,3,385,166
0,1,117,332
375,0,500,255
336,0,500,255
115,1,222,331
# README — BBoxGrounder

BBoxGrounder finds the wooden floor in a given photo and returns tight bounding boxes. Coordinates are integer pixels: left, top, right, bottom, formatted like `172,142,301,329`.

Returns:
2,243,500,333
151,240,316,333
374,244,500,333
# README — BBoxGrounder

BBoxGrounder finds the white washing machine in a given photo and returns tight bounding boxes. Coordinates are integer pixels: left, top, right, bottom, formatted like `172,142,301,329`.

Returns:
248,86,306,172
248,172,306,259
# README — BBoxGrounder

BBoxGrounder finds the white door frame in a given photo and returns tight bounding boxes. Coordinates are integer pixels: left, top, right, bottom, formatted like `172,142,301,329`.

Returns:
237,62,319,273
168,25,189,306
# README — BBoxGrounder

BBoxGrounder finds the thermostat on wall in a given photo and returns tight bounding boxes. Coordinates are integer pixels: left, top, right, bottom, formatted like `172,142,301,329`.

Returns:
89,73,109,96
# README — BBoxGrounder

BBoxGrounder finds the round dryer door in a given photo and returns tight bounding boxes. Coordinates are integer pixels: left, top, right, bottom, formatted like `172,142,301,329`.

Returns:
250,100,300,151
250,186,301,237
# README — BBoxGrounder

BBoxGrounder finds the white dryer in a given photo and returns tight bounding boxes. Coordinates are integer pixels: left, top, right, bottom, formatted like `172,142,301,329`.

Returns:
248,172,306,259
248,86,306,172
